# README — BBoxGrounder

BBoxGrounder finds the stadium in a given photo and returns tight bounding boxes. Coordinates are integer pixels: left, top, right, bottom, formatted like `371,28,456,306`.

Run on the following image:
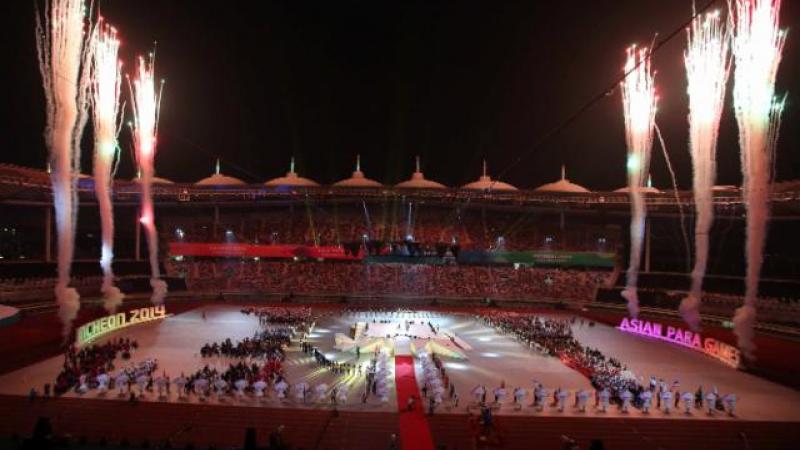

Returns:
1,1,800,450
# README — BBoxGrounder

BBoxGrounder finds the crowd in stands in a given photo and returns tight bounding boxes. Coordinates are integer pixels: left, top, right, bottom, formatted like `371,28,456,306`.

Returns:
54,339,138,395
168,260,611,301
0,276,103,295
595,287,800,326
161,206,618,253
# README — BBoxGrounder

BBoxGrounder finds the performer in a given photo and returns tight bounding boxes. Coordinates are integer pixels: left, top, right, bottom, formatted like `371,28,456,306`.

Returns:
598,388,610,413
576,389,590,413
494,386,507,406
193,377,208,399
235,378,248,399
174,374,187,398
557,388,569,412
681,391,694,415
214,378,228,400
136,374,149,397
537,386,549,411
672,379,681,408
253,379,267,398
705,391,717,415
639,390,652,414
338,386,348,404
472,385,484,404
724,393,737,417
661,389,673,414
620,389,632,413
96,373,109,393
513,387,525,410
77,374,88,394
155,376,167,398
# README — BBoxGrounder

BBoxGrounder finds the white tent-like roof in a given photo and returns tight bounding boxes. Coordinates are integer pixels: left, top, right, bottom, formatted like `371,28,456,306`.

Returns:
131,169,174,185
195,159,246,186
333,155,382,188
614,175,660,194
264,157,319,187
395,156,446,189
462,160,518,191
535,166,590,193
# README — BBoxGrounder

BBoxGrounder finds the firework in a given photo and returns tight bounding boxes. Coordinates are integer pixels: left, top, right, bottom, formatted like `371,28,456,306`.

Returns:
129,53,167,304
730,0,786,359
35,0,94,334
91,18,125,312
680,10,731,330
620,45,658,318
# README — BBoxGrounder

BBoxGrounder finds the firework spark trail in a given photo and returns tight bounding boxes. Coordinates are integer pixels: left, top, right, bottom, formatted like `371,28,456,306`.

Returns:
92,19,125,313
730,0,786,359
35,0,94,335
129,53,167,304
620,45,658,318
654,123,691,274
680,9,731,331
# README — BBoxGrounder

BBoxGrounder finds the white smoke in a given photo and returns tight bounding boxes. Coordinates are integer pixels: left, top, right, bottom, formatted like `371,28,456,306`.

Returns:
129,54,167,305
620,45,657,318
680,10,731,331
730,0,786,359
622,193,645,318
36,0,95,336
150,278,168,305
56,284,80,339
92,23,125,314
101,284,124,314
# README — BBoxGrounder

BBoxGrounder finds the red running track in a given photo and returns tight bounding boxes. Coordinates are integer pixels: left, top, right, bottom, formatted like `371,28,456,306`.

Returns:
395,355,435,450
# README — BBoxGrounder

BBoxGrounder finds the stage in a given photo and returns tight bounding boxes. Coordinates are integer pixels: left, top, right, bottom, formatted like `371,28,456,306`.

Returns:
1,304,799,422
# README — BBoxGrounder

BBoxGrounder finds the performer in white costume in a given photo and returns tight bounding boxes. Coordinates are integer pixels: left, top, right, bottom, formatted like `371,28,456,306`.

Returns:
661,389,673,414
598,388,610,413
576,389,590,413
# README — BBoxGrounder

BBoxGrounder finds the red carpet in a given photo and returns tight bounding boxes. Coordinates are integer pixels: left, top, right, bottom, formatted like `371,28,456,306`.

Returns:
395,355,435,450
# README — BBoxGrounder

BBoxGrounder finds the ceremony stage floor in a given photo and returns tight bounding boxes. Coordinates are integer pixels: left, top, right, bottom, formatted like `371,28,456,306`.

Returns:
1,303,799,425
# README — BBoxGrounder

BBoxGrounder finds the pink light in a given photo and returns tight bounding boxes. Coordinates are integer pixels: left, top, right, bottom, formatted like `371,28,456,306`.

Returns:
139,215,152,226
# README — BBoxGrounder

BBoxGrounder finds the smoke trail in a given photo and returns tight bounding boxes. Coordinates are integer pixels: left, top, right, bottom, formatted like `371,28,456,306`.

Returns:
91,19,125,313
128,53,166,304
620,45,658,318
35,0,95,336
730,0,786,360
680,10,731,331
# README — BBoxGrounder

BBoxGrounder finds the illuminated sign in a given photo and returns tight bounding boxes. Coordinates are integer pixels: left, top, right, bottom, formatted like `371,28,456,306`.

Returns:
77,305,168,346
618,317,741,368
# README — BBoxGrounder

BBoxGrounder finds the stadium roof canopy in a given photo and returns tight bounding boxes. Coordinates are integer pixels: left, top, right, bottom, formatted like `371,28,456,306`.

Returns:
534,166,590,193
395,156,446,189
195,159,246,186
333,155,382,188
462,160,518,191
264,157,319,187
614,175,660,194
131,170,175,185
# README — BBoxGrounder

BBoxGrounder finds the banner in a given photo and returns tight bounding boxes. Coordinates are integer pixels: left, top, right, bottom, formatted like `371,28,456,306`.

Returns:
168,242,362,260
618,317,741,368
77,305,169,346
457,250,616,268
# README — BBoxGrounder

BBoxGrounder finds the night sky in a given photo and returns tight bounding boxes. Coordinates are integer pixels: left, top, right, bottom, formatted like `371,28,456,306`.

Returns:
1,0,798,190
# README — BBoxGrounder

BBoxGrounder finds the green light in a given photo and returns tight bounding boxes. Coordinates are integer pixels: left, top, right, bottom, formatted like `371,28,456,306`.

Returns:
626,154,640,173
